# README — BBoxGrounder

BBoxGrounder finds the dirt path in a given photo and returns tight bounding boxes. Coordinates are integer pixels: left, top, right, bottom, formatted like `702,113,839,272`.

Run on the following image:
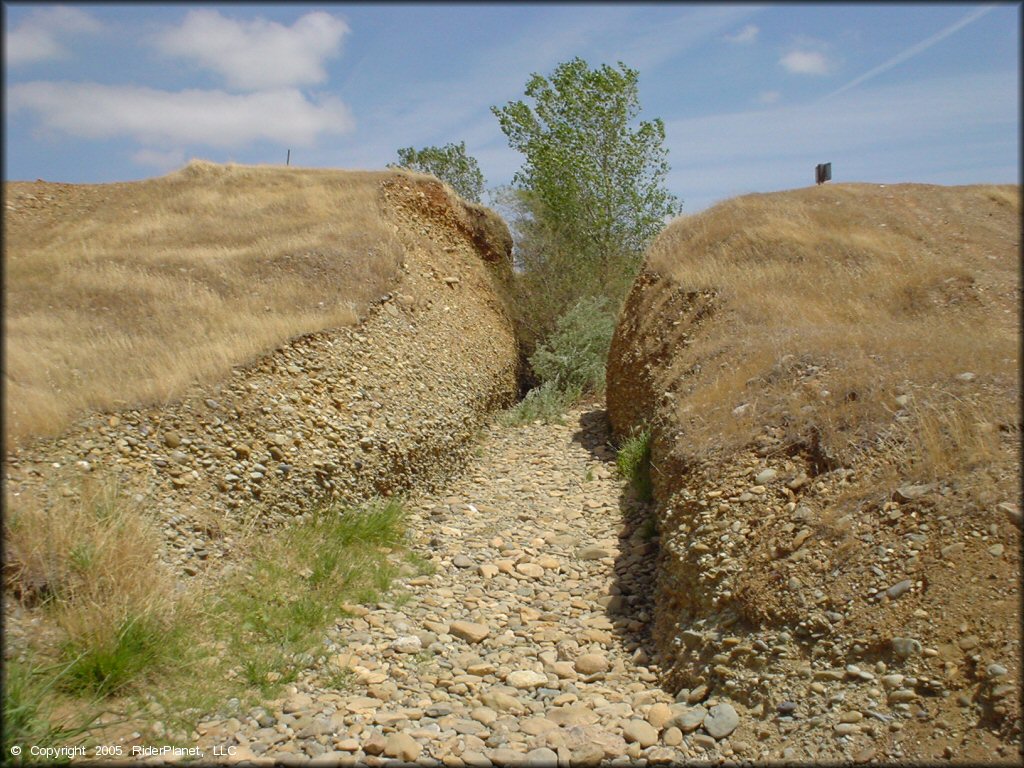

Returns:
186,407,727,765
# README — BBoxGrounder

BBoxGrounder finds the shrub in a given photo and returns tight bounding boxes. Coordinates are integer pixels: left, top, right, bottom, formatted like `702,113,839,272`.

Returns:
529,296,617,395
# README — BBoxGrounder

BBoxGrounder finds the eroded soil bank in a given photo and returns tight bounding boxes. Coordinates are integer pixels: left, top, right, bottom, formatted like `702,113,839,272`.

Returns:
4,173,519,584
606,183,1022,763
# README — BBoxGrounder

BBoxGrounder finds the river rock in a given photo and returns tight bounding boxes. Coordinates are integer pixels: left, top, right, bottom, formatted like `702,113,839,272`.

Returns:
703,703,739,739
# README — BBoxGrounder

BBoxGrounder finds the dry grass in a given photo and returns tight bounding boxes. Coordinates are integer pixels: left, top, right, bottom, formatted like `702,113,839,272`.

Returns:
5,475,160,606
4,161,406,449
645,183,1020,482
4,473,180,695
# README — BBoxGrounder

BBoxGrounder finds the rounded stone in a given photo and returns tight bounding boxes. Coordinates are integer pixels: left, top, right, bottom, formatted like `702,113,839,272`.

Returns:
891,637,921,658
506,670,548,689
392,635,423,653
646,702,672,729
623,719,659,748
668,705,707,733
703,702,739,740
574,653,610,675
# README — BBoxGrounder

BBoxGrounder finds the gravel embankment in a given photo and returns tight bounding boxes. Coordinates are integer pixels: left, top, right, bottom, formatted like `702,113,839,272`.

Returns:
606,184,1021,762
3,176,519,583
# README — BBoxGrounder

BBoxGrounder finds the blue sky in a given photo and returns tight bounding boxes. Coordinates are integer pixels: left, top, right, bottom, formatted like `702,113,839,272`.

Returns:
4,3,1019,212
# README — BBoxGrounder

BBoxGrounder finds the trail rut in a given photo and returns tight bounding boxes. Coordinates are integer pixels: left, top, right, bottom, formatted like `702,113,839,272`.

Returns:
182,407,714,766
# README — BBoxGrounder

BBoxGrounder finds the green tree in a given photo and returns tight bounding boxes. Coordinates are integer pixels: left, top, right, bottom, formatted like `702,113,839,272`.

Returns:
391,141,485,203
492,57,681,271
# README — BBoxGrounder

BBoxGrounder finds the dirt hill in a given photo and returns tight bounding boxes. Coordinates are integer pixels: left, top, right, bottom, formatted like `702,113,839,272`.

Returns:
4,162,520,581
607,183,1021,762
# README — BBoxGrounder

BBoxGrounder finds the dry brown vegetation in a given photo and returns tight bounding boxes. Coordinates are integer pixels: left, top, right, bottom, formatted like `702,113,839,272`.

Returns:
643,182,1020,489
3,161,409,449
3,472,180,698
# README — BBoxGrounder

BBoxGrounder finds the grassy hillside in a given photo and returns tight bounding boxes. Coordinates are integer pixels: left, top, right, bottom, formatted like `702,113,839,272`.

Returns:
3,161,407,449
629,183,1019,483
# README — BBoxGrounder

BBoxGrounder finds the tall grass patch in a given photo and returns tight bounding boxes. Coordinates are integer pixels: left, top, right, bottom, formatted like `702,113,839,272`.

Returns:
4,475,181,697
3,475,181,754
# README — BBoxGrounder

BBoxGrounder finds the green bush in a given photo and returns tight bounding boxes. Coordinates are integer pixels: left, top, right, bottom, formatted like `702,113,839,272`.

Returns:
617,427,653,501
529,296,617,395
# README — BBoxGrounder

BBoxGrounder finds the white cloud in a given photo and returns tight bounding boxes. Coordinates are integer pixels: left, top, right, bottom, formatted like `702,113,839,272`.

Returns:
779,49,831,75
725,24,759,44
156,9,349,90
9,81,354,149
757,90,781,104
5,6,101,65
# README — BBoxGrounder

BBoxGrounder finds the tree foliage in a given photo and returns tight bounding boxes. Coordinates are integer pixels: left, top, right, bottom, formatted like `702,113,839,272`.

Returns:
491,185,632,352
492,57,681,270
391,141,485,203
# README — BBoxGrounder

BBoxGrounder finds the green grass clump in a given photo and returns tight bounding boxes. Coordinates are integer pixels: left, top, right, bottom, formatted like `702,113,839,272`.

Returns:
61,614,180,698
206,498,406,700
617,427,653,501
2,657,102,764
500,381,580,426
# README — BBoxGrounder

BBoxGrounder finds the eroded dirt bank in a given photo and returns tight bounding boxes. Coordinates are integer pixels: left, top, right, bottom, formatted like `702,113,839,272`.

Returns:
4,171,519,582
606,183,1022,762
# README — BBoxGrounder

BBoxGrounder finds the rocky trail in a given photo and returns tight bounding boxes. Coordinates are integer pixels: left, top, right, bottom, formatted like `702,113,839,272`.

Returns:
6,176,1019,766
183,406,722,767
174,401,968,768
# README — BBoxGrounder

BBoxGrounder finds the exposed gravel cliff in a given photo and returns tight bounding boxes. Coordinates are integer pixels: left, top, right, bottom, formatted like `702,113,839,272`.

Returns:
4,172,519,580
606,183,1021,762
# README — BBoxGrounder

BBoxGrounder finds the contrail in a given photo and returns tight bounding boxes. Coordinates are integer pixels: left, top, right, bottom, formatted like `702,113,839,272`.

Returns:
822,5,997,100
